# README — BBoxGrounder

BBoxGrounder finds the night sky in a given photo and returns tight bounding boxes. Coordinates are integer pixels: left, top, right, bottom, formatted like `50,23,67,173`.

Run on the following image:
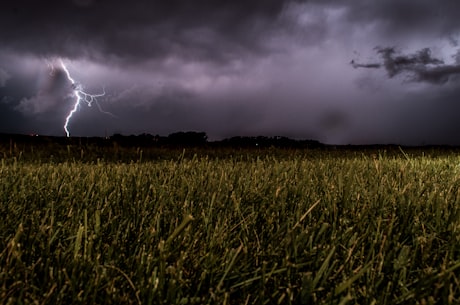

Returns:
2,0,460,145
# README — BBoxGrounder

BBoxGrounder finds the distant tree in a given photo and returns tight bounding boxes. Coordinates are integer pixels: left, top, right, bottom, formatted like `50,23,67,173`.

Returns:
167,132,208,146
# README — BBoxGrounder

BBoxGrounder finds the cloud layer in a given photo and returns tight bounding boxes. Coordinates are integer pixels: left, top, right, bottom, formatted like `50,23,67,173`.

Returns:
353,47,460,84
2,0,460,144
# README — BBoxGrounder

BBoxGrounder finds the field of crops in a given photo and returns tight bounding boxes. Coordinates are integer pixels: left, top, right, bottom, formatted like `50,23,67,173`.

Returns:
1,145,460,304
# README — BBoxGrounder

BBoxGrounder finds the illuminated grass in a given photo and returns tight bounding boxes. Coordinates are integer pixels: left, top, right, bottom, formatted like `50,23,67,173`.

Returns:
1,150,460,304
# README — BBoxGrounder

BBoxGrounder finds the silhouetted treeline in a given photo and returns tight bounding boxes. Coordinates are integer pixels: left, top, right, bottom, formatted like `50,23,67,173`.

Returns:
108,133,326,148
0,132,324,148
106,133,324,148
111,132,208,147
2,131,460,151
3,132,460,163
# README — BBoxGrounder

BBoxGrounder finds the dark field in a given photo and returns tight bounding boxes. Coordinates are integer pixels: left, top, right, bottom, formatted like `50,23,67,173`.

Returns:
1,135,460,304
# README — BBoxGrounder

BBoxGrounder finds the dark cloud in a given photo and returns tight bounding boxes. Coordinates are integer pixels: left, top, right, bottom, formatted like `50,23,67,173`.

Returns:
350,61,381,69
353,47,460,84
377,47,444,77
0,0,291,64
330,0,460,39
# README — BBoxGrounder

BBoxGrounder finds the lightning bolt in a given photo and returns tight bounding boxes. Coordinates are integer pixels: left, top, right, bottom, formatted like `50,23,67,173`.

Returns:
59,59,114,137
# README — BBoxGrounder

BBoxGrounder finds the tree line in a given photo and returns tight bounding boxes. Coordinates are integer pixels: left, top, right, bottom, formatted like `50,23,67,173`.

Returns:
0,131,324,148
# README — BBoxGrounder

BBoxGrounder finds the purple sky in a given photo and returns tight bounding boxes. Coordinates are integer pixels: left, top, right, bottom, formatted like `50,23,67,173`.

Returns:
2,0,460,144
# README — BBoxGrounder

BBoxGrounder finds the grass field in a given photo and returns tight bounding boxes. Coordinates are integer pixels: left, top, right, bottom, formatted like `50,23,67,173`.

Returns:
1,144,460,304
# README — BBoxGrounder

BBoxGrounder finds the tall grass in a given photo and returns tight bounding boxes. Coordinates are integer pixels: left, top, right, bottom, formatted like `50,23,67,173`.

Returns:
1,150,460,304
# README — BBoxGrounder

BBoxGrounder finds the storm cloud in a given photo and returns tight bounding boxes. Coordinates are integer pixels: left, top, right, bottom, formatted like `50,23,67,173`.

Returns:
353,47,460,84
0,0,289,63
2,0,460,144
